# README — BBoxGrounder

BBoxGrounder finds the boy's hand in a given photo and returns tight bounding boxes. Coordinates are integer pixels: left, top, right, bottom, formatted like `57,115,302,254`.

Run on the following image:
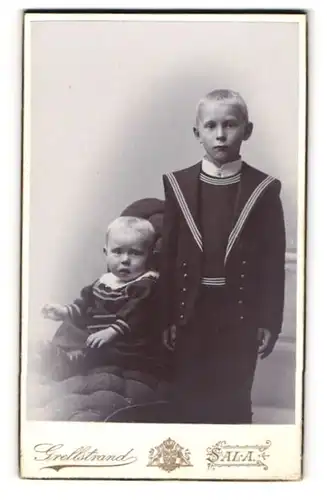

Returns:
163,325,177,351
86,327,118,348
42,304,68,321
257,328,277,359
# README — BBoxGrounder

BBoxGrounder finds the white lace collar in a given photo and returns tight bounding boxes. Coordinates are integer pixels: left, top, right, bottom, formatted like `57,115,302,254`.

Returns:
98,270,159,290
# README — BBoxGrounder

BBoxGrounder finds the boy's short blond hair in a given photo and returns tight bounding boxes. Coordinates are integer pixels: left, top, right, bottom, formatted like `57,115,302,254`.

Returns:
195,89,249,125
106,216,156,248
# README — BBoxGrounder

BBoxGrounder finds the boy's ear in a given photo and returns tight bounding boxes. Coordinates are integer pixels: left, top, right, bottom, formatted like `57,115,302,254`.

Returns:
103,246,107,255
193,126,200,140
243,121,254,141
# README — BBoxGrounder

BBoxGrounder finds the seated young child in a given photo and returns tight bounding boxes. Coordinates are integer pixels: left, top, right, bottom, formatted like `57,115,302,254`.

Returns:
42,215,164,379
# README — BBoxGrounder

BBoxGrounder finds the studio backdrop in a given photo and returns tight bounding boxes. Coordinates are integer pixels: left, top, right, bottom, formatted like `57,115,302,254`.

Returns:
25,17,302,424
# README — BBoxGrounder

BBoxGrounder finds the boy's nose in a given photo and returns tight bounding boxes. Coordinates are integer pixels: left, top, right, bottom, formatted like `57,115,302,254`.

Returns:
216,125,226,140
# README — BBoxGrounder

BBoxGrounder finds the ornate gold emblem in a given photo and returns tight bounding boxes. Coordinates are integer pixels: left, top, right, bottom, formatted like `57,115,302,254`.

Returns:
147,437,192,472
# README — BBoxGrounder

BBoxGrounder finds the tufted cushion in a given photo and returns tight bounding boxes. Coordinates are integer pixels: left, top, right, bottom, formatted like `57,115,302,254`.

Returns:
28,341,170,422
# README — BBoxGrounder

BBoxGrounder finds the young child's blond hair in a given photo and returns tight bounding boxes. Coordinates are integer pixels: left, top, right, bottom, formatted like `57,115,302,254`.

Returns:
106,216,156,249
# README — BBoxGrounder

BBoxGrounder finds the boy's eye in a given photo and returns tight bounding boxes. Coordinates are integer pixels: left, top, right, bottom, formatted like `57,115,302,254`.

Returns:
204,121,216,129
112,248,122,255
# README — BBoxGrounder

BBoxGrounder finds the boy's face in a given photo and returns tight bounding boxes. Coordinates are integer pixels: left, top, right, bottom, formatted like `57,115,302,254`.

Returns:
194,100,253,165
104,230,149,282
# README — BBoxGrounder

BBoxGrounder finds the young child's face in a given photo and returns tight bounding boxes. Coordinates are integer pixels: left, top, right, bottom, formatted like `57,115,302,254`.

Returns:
194,100,253,165
104,229,150,282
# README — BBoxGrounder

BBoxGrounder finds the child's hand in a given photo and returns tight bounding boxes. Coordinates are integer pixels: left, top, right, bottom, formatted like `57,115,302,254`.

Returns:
41,304,68,321
257,328,277,359
86,327,119,348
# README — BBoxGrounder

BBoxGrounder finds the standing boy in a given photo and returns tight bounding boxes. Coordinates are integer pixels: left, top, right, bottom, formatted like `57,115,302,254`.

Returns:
159,89,286,424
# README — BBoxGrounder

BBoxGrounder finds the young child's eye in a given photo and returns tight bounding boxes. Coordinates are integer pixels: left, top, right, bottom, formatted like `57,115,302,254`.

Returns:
225,120,238,128
112,248,122,255
130,249,144,256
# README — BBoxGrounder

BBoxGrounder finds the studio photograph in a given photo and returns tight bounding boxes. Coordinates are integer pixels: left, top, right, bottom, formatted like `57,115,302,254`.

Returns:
20,11,307,480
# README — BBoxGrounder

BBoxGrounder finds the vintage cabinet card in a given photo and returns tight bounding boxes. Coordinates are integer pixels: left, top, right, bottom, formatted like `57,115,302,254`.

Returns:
20,11,307,480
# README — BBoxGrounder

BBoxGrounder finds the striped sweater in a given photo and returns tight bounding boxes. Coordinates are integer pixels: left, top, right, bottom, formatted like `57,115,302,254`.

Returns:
65,271,159,338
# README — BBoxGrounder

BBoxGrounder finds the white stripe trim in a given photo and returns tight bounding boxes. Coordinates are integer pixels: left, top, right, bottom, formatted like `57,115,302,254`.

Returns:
87,323,114,330
116,318,131,333
166,173,203,251
201,277,226,286
93,288,128,301
87,323,125,336
200,172,241,185
201,277,226,281
93,284,124,296
66,304,81,318
225,175,275,263
111,323,125,336
70,303,82,315
65,305,72,317
92,314,116,319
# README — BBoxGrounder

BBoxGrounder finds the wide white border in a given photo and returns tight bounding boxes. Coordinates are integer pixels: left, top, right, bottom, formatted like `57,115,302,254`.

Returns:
1,0,326,496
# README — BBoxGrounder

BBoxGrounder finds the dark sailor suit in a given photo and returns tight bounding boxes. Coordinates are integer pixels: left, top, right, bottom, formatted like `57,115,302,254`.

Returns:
158,160,286,424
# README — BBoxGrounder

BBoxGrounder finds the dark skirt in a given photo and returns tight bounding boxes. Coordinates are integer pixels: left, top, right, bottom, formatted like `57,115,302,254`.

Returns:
170,287,260,424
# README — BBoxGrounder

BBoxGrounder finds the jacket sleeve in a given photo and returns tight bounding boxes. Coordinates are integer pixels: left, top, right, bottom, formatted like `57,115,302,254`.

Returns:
156,174,180,332
65,284,94,327
256,181,286,338
113,277,157,336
